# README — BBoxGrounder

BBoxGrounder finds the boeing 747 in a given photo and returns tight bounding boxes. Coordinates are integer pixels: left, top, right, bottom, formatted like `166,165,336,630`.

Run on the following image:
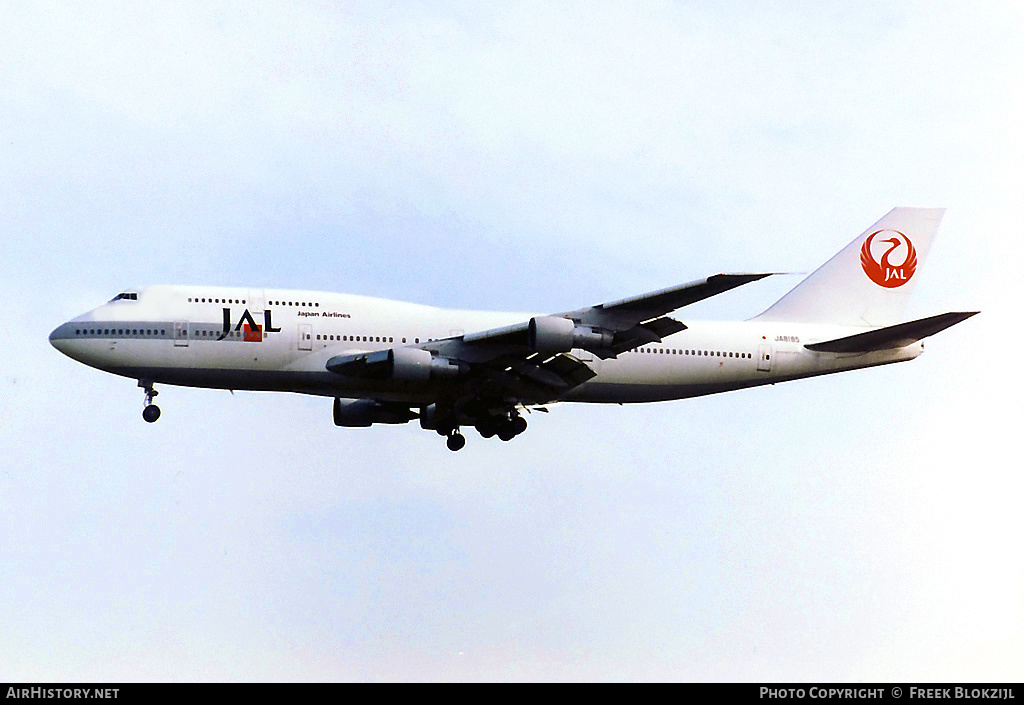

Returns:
50,208,977,450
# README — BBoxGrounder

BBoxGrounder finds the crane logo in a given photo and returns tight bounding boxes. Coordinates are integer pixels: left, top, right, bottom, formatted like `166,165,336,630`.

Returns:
860,229,917,288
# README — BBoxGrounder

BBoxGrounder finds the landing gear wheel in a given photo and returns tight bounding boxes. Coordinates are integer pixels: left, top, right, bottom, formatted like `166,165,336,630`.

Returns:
139,380,160,423
496,413,528,441
475,420,497,438
446,431,466,452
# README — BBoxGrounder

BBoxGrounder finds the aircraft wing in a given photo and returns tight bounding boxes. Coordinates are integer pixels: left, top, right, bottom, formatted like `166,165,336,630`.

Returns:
441,273,774,360
326,344,597,405
430,273,772,402
566,273,774,355
569,273,775,327
327,273,772,404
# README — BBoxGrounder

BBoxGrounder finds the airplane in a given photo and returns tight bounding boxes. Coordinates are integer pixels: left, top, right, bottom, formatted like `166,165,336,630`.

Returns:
50,207,977,451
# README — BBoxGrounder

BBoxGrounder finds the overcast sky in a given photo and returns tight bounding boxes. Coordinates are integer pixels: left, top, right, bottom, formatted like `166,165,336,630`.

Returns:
1,1,1021,681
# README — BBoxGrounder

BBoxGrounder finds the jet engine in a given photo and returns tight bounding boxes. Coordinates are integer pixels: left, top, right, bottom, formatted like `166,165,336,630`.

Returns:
333,398,416,427
528,316,614,353
388,347,468,380
327,347,468,381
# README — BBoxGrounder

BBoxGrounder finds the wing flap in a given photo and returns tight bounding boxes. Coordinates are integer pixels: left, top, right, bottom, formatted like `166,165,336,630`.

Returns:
598,316,687,358
497,353,597,394
505,357,573,390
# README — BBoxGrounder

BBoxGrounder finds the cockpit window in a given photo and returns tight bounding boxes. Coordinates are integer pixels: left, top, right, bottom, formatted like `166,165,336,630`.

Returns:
109,292,139,302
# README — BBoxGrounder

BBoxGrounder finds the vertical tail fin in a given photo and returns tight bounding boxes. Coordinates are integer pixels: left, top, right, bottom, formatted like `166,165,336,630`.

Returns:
753,207,945,327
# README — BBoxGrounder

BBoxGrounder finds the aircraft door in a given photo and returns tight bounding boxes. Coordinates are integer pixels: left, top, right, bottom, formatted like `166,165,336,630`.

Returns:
299,324,312,351
174,321,189,347
757,344,773,372
248,290,265,314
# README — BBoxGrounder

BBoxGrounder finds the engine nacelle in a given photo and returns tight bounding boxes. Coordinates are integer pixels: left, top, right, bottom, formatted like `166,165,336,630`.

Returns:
388,346,433,382
333,398,416,427
419,403,441,431
389,347,469,380
528,316,614,353
329,347,469,381
528,316,575,352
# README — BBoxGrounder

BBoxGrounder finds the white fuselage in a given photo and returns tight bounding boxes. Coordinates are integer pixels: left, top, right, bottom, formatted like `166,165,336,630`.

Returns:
49,285,923,405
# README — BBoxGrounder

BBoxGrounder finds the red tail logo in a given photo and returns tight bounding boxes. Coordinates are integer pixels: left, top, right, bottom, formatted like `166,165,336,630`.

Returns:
860,229,917,288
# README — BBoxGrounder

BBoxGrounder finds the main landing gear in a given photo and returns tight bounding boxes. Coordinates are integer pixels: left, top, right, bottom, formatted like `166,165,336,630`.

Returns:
475,412,527,442
435,410,528,452
139,380,161,423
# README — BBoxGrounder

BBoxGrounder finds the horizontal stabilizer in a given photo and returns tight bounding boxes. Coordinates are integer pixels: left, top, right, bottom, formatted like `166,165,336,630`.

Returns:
804,311,978,353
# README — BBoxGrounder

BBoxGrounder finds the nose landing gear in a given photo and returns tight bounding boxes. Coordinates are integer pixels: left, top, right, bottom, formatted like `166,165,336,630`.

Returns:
446,430,466,452
139,380,160,423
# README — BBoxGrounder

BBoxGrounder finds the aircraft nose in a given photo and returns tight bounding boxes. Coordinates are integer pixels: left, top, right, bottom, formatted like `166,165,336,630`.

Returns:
49,322,74,356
